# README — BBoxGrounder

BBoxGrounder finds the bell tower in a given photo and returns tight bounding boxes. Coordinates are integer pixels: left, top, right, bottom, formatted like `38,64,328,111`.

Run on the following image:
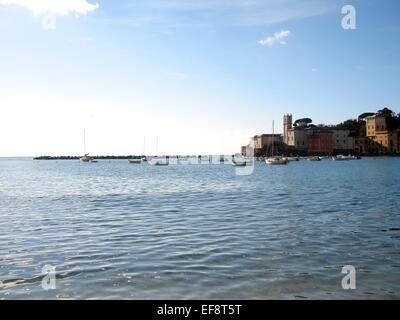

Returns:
283,114,292,145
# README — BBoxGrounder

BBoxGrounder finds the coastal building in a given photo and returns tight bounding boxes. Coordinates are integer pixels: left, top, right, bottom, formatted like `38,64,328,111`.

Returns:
283,114,308,152
355,137,369,154
252,134,283,156
244,112,399,157
332,129,355,154
307,128,333,155
365,114,400,153
366,114,387,136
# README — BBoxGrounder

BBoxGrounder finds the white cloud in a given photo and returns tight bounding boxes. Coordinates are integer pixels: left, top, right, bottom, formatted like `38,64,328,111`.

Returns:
258,30,291,46
0,0,99,16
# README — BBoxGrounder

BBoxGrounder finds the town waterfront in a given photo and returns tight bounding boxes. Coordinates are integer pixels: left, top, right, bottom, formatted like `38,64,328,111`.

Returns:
1,157,400,299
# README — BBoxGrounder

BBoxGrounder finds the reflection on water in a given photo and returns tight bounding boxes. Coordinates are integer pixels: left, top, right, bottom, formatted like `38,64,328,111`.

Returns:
0,158,400,299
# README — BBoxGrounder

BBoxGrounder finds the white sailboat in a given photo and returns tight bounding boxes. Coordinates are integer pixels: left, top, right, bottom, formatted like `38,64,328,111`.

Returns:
129,137,148,164
80,129,97,163
151,136,169,166
265,121,288,165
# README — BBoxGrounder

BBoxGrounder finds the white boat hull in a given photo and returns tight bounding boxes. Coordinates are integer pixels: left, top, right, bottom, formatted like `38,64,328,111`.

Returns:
265,157,288,165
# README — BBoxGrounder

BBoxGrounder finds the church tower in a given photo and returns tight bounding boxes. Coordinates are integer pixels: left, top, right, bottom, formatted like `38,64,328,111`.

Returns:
283,114,293,145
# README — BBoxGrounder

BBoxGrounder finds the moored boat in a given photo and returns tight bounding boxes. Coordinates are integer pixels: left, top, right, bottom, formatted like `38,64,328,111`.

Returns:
265,120,288,166
265,157,288,165
129,158,142,164
80,130,97,163
332,155,354,161
149,157,169,166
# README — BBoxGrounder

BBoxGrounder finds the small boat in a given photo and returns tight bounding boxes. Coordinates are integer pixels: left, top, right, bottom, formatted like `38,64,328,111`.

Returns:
265,157,288,165
80,154,97,163
287,157,300,162
232,158,253,166
129,158,142,164
80,153,92,162
332,155,354,161
150,137,169,165
149,157,169,166
232,161,247,167
154,160,169,166
231,154,252,166
80,130,97,163
308,156,322,161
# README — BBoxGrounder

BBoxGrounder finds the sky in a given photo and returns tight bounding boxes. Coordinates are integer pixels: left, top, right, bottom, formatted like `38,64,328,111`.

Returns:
0,0,399,156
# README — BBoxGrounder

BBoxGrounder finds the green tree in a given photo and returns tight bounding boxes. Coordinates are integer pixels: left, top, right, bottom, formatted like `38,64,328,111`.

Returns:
293,118,313,128
336,119,364,137
358,112,375,120
377,107,398,130
377,107,396,118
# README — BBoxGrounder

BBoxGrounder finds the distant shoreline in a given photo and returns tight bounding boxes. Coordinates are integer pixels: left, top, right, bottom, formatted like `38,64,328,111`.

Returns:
34,156,148,160
32,154,400,160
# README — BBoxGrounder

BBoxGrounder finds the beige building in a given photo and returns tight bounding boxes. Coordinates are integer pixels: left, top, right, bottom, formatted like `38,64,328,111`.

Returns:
283,114,308,151
366,114,399,153
252,134,283,156
366,114,387,136
332,129,355,152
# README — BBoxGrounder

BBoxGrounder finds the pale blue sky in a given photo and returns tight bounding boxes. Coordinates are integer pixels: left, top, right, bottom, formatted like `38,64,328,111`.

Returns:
0,0,399,156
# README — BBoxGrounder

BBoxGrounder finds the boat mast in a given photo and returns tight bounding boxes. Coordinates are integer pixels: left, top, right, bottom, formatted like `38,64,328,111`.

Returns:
272,120,275,157
143,137,146,156
84,129,87,155
156,136,159,156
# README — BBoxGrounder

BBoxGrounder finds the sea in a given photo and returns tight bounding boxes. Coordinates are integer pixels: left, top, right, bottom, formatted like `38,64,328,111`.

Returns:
0,157,399,299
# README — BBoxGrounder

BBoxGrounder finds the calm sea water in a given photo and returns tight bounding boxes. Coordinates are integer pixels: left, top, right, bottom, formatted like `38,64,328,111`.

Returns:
0,157,399,299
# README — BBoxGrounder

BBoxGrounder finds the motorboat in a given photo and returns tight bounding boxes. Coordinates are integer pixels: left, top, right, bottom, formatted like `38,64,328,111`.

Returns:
265,157,289,165
332,155,354,161
308,156,322,161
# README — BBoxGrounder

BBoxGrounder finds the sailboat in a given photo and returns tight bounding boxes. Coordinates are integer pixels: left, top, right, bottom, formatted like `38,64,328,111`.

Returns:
129,137,147,164
80,129,97,163
150,136,169,166
142,137,147,162
265,121,288,165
